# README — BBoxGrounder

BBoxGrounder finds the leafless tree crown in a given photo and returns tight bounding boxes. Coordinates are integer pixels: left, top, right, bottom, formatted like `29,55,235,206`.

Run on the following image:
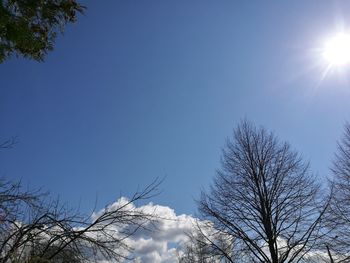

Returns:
199,121,327,263
326,123,350,262
0,177,161,263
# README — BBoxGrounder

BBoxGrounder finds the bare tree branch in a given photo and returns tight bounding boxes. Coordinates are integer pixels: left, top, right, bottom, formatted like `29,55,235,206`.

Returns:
324,122,350,262
198,121,328,263
0,178,161,263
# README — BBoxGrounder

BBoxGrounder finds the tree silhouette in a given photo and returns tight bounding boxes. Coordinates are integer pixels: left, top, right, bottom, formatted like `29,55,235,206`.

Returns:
199,121,328,263
0,0,84,62
325,123,350,262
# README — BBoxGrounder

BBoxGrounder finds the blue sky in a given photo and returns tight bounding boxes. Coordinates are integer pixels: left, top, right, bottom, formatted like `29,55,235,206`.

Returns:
1,1,350,215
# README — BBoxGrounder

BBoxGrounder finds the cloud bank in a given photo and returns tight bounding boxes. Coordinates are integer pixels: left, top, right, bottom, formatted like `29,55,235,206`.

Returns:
93,198,200,263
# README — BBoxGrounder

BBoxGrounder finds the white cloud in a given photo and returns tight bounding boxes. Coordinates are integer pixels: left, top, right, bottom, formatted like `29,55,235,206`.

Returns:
92,198,201,263
125,203,198,262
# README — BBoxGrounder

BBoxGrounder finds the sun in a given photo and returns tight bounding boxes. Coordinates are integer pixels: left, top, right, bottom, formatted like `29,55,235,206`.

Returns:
323,33,350,66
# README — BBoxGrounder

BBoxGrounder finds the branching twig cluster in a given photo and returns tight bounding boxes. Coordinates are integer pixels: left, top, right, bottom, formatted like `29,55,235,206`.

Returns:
0,176,161,263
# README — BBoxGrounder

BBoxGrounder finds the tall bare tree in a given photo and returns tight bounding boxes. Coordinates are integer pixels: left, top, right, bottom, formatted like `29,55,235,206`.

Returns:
199,121,328,263
325,123,350,262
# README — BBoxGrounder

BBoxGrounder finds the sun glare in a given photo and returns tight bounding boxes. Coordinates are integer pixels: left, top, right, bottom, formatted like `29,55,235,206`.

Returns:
323,33,350,66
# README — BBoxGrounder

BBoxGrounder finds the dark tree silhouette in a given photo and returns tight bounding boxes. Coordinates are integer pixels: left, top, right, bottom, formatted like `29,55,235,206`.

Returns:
325,123,350,262
199,121,328,263
0,139,161,262
0,178,160,263
0,0,84,62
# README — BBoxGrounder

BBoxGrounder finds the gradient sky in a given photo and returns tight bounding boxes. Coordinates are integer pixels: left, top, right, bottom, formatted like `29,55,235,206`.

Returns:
1,0,350,215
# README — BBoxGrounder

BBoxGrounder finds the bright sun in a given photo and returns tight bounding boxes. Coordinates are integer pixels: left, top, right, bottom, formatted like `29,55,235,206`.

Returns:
323,33,350,66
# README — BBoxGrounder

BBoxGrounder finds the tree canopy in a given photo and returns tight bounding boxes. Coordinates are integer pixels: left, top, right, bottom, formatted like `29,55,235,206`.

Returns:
0,0,84,62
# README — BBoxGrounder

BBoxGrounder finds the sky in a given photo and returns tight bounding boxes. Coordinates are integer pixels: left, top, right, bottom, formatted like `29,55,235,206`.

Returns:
1,0,350,223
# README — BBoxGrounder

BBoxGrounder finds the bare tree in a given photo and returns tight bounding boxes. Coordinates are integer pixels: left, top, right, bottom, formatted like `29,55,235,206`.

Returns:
178,229,212,263
0,177,160,263
324,123,350,262
177,222,234,263
0,138,161,262
199,121,328,263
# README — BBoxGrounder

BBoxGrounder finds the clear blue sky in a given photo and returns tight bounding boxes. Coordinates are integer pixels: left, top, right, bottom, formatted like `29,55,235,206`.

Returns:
1,1,350,215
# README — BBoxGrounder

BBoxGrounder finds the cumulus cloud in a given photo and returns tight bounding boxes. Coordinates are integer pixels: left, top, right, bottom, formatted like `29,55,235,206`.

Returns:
92,198,201,263
125,203,199,262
